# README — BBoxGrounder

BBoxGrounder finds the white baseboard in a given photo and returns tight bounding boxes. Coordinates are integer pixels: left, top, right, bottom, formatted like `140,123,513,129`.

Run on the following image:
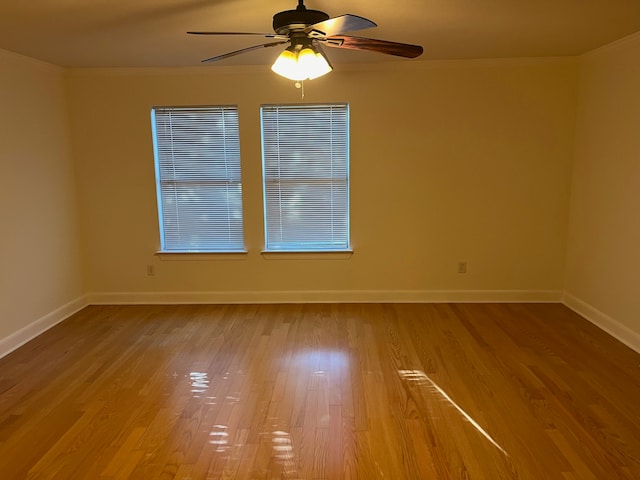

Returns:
86,289,562,305
0,296,88,359
4,291,634,363
14,291,620,362
563,292,640,353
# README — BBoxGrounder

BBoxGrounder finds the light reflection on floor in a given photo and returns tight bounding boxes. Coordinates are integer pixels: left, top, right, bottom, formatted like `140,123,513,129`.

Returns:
196,350,346,477
205,426,300,477
209,424,230,453
184,358,507,477
271,430,299,477
188,371,219,404
289,349,349,370
398,369,509,456
189,371,209,397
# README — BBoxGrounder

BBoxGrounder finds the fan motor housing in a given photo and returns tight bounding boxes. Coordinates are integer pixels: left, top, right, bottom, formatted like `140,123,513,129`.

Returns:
273,8,330,34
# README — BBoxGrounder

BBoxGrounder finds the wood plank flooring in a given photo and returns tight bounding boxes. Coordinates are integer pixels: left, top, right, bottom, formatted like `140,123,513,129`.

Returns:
0,303,639,479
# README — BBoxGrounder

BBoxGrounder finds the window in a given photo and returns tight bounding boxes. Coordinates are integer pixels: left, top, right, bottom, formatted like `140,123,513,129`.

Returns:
261,104,350,252
151,106,244,252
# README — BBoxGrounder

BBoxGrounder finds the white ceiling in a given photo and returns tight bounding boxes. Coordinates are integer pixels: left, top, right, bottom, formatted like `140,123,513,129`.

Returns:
1,0,640,68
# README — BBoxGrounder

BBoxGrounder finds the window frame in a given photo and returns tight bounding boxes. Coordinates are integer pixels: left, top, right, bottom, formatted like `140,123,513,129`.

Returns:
260,103,351,253
151,105,246,254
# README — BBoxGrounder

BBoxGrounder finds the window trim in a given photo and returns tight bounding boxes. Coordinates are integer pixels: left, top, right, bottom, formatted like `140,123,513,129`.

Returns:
260,250,353,260
155,251,248,260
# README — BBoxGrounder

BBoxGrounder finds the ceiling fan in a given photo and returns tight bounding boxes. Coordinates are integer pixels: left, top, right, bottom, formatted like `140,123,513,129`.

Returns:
187,0,423,81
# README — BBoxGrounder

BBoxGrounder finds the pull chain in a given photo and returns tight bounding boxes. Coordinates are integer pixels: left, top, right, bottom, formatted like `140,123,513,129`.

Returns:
295,80,305,99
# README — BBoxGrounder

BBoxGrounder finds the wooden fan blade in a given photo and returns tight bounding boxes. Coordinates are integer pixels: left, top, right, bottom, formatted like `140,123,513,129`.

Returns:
188,31,287,39
202,41,288,63
306,14,376,38
323,35,423,58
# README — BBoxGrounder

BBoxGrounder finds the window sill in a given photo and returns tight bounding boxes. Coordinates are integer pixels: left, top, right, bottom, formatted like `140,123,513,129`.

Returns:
156,251,248,261
261,250,353,260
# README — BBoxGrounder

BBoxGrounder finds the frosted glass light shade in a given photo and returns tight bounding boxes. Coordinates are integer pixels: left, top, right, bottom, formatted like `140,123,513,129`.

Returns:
271,49,301,80
308,52,332,79
271,46,332,81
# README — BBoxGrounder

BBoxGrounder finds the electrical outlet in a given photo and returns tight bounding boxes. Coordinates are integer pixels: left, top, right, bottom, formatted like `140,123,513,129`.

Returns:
146,264,155,276
458,261,467,274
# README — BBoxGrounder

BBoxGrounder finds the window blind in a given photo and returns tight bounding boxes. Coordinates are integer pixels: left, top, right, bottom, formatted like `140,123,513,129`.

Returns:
151,106,245,252
261,104,350,251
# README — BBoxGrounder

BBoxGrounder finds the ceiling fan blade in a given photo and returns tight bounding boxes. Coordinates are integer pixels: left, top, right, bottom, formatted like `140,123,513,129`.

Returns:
201,41,288,63
312,40,334,69
306,14,376,38
323,36,423,58
188,31,287,39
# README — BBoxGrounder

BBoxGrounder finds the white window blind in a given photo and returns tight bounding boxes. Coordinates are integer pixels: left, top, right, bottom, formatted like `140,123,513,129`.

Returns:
151,106,245,252
261,104,350,251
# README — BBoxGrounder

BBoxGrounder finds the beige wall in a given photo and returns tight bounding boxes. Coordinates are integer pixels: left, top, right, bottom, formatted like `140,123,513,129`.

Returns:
565,34,640,347
67,58,578,302
2,34,639,351
0,50,84,347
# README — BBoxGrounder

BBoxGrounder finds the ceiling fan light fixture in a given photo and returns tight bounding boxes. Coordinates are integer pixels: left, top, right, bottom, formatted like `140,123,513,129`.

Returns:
271,45,332,81
190,0,424,75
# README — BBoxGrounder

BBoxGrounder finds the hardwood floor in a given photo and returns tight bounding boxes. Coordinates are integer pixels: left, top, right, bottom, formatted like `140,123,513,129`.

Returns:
0,303,639,479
